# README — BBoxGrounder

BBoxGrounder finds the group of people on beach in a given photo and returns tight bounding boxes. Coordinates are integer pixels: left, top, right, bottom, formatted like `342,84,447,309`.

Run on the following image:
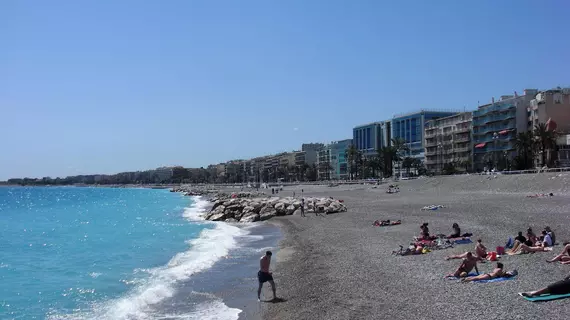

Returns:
442,225,570,297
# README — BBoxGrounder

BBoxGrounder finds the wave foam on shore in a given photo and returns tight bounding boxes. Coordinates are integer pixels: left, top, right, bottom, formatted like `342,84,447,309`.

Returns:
49,196,245,320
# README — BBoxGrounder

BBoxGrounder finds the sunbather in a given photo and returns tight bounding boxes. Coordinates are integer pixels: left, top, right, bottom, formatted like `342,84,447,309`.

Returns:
520,275,570,297
545,226,556,244
462,262,505,282
516,235,553,254
547,244,570,264
475,239,487,259
419,223,430,240
446,251,484,262
373,219,401,227
446,252,480,278
448,223,461,239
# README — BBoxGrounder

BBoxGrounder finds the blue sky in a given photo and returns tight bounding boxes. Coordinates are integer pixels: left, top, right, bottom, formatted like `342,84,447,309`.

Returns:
1,0,568,180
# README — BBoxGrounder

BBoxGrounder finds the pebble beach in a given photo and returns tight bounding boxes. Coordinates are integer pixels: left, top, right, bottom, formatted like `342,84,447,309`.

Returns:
258,172,570,320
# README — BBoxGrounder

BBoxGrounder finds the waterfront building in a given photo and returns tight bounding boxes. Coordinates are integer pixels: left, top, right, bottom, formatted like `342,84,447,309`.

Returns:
472,89,538,171
352,121,391,158
298,143,324,166
424,112,473,174
317,139,352,180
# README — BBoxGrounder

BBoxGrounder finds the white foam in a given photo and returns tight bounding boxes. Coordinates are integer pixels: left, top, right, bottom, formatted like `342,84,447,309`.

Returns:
48,196,244,320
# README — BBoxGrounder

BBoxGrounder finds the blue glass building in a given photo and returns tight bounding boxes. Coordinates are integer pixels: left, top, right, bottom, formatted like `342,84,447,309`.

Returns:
391,110,458,158
352,121,391,157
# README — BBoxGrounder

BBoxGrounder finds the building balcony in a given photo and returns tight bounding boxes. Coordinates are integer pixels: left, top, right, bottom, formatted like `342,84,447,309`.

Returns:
453,147,471,153
425,140,439,147
473,121,516,135
425,149,438,156
454,126,471,134
473,111,516,126
473,104,516,117
454,136,470,143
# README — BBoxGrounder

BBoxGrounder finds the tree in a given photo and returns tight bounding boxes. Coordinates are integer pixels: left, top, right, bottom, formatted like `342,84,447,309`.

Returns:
533,123,558,167
391,138,409,177
345,144,362,180
378,146,396,178
514,131,535,170
402,157,414,176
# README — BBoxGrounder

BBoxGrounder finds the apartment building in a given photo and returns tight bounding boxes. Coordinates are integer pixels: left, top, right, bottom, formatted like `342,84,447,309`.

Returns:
317,139,352,180
472,89,537,171
424,112,473,173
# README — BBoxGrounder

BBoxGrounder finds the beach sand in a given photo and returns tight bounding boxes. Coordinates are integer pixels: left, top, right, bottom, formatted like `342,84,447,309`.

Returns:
258,173,570,320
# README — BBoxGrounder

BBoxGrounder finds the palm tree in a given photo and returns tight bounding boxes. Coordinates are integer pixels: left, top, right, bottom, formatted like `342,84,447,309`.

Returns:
391,138,409,177
378,146,396,177
514,131,534,169
533,123,558,167
345,144,362,180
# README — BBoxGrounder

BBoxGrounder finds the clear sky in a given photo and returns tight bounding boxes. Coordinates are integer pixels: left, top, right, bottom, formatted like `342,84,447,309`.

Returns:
1,0,568,180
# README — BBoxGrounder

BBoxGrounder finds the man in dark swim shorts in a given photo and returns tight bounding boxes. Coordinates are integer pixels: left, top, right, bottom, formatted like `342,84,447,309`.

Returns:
257,251,277,301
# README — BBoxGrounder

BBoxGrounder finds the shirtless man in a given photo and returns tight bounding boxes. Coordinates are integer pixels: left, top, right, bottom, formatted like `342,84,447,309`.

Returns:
446,252,480,278
475,239,487,259
257,251,277,301
462,262,505,282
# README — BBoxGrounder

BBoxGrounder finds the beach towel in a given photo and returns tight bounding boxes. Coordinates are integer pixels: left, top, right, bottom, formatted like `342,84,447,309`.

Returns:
451,238,472,245
472,275,516,283
518,292,570,302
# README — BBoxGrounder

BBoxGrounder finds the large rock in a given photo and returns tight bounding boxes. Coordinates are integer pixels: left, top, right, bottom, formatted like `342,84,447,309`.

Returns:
274,202,288,215
240,212,260,223
209,211,229,221
260,208,277,221
286,204,296,215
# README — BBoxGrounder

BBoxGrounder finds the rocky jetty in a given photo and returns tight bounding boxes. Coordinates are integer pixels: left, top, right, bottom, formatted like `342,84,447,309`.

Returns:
204,196,347,223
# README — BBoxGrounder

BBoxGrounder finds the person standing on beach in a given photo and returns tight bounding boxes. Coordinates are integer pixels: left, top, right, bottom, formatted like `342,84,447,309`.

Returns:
300,198,305,217
258,251,277,301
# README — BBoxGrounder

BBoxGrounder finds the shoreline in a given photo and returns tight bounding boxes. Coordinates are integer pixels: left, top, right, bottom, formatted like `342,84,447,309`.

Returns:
261,175,570,320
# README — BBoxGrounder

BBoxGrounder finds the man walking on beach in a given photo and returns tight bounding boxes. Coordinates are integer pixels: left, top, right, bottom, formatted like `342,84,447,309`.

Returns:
258,251,277,301
300,198,305,217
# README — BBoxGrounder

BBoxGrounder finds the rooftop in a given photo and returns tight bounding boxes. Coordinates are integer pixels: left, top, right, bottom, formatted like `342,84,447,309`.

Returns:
392,109,462,119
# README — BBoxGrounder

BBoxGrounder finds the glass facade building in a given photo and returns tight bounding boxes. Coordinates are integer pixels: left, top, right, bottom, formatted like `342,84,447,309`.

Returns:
352,121,391,157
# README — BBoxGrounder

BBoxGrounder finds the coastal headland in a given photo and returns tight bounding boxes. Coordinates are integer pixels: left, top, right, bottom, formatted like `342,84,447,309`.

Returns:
238,173,570,320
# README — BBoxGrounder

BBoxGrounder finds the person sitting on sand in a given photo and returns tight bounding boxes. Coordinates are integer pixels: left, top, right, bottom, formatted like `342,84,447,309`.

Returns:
462,262,506,282
526,227,538,246
448,223,461,239
475,239,487,259
545,226,556,245
520,274,570,298
420,223,430,240
515,233,553,254
547,243,570,264
446,252,480,278
515,231,526,244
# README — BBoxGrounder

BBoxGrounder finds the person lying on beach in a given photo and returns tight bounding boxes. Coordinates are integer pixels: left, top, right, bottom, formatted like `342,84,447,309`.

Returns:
547,244,570,264
446,252,480,278
461,263,506,282
373,219,401,227
393,244,425,256
520,274,570,298
475,239,487,259
448,223,461,239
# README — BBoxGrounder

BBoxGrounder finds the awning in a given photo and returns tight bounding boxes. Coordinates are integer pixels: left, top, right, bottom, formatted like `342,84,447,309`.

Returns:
546,118,558,131
475,143,486,148
499,130,509,135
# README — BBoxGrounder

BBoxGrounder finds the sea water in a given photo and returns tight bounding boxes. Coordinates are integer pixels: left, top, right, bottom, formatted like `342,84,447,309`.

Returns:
0,187,271,320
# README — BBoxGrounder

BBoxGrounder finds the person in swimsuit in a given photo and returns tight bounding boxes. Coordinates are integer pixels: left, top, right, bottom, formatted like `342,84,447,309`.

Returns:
257,251,277,301
300,198,305,217
462,262,505,282
446,252,479,278
521,274,570,297
420,223,430,240
547,243,570,264
448,223,461,239
475,239,487,259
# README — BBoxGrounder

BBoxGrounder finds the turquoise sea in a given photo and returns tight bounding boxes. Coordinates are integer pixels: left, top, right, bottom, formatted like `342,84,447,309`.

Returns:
0,187,278,320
